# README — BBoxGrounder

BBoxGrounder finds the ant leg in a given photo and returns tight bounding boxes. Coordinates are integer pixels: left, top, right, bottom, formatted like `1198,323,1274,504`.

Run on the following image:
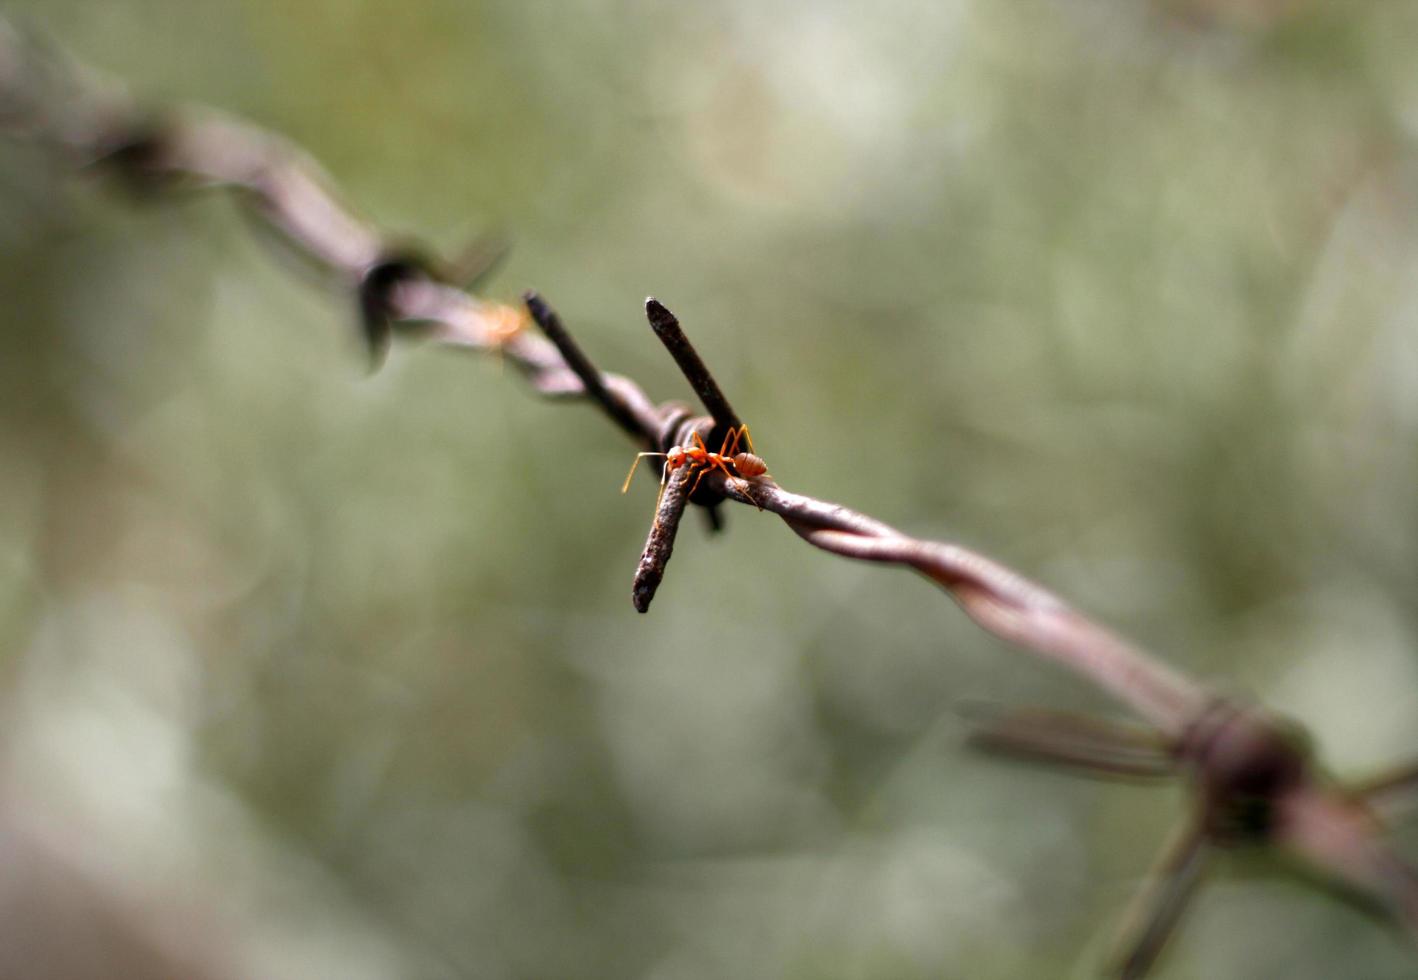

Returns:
738,479,762,510
654,472,668,513
721,476,760,509
727,466,762,509
686,462,711,500
652,459,682,513
724,427,765,509
622,452,666,494
708,457,760,508
719,426,740,457
737,424,756,455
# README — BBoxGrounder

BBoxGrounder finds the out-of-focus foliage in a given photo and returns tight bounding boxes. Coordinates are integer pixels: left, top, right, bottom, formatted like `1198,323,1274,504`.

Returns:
2,1,1417,977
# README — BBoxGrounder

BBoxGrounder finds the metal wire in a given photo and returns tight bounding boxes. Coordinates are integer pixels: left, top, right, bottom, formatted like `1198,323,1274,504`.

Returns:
5,23,1417,977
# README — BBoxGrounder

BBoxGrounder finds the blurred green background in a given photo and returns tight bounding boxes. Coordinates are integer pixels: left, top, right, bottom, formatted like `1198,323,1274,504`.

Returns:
2,1,1418,977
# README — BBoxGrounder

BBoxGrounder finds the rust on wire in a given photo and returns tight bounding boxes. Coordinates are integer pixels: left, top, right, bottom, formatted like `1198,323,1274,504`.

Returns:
632,459,695,613
5,22,1418,978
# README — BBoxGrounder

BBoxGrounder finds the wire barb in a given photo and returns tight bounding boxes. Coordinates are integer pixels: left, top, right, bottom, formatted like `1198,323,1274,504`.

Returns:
524,290,652,444
1109,818,1209,980
959,702,1175,779
644,298,743,439
1350,761,1418,819
449,232,512,291
632,459,695,613
960,694,1418,978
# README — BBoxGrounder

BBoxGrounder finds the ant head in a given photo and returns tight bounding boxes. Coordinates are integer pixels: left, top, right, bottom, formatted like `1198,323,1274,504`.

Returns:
666,446,688,467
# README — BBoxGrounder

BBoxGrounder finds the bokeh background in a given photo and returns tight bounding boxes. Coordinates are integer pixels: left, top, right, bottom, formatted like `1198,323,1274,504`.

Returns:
2,1,1418,977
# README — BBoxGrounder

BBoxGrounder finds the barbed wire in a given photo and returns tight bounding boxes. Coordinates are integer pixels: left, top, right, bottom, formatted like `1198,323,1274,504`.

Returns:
4,21,1417,978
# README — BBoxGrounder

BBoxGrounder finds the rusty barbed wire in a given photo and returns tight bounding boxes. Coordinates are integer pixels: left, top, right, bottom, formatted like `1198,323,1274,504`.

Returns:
4,21,1418,978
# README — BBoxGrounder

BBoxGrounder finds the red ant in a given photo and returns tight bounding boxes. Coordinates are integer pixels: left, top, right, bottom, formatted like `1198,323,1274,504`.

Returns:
622,424,769,510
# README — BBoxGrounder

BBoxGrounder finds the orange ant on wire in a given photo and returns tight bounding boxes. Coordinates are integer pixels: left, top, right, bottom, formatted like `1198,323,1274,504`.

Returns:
622,424,770,511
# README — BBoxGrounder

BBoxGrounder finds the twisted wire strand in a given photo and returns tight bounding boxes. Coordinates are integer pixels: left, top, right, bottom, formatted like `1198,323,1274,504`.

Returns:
0,26,1208,734
6,24,1418,972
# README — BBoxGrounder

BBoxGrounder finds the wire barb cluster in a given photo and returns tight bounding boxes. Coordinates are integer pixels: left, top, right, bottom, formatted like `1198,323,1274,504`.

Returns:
5,21,1418,978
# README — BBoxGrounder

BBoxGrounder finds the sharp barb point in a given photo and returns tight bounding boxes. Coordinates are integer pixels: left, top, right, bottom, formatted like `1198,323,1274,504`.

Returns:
645,297,674,331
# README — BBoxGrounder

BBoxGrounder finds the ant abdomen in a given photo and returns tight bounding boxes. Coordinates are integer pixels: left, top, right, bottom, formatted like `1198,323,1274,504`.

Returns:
732,453,768,478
